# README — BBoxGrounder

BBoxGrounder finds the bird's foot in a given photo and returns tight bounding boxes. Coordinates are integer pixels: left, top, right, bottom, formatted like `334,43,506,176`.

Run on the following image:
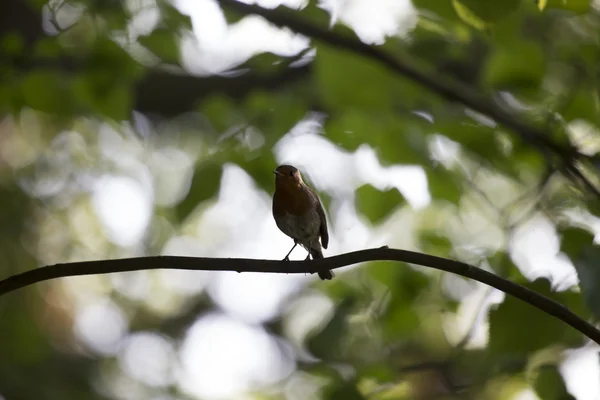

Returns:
282,255,291,262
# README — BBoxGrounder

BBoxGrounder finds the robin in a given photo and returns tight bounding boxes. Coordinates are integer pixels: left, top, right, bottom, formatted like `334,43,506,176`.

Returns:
272,164,334,280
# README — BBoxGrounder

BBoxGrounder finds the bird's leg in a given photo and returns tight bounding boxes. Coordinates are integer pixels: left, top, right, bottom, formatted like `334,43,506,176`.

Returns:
282,240,298,261
304,240,312,261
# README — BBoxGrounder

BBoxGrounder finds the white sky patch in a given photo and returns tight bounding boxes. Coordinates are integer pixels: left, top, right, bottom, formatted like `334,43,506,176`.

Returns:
175,0,309,74
442,284,504,349
508,215,578,288
319,0,418,44
92,175,153,247
512,389,540,400
118,332,176,387
274,118,430,208
561,346,600,400
177,313,295,399
73,298,128,356
147,146,195,207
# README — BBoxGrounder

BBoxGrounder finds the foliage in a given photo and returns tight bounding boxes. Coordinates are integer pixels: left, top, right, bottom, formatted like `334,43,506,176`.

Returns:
1,0,600,399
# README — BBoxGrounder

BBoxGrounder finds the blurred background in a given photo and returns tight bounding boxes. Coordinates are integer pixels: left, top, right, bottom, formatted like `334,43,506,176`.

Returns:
2,0,600,399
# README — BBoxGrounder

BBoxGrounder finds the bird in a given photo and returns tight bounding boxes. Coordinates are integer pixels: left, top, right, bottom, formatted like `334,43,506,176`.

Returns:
272,164,334,280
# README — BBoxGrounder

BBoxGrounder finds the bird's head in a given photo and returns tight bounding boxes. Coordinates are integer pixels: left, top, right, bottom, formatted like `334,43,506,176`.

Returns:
274,164,303,187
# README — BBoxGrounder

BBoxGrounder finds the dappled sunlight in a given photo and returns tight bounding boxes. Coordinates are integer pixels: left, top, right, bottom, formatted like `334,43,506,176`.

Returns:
176,0,309,75
3,0,600,397
561,346,600,400
281,290,334,353
442,283,505,349
92,175,153,247
509,215,578,289
0,112,46,169
177,312,295,399
567,119,600,156
329,196,373,252
283,371,326,400
274,115,430,208
73,297,129,356
3,106,596,398
109,271,153,301
319,0,418,44
118,332,176,388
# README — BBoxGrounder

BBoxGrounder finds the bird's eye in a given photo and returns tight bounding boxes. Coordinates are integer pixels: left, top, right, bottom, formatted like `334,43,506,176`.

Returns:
289,171,294,177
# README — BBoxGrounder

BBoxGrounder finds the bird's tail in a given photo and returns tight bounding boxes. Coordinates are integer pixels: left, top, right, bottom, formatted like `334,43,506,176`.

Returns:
310,247,334,280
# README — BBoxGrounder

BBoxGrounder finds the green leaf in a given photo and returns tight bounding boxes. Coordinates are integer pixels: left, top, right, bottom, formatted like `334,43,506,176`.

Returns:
559,227,591,256
227,152,276,193
138,28,180,64
453,0,521,29
356,362,396,384
544,0,591,13
438,121,498,160
368,262,430,340
72,75,131,121
508,144,547,180
314,45,404,112
87,38,141,79
326,111,429,165
559,227,600,318
243,91,307,144
533,365,576,400
175,162,223,222
426,166,462,204
488,278,587,359
325,381,366,400
20,71,73,115
33,37,63,59
306,296,357,360
483,41,545,90
355,184,405,224
413,0,463,21
487,251,518,277
158,0,193,30
1,33,24,57
0,184,30,237
452,0,486,30
201,95,243,133
562,88,600,125
420,232,453,258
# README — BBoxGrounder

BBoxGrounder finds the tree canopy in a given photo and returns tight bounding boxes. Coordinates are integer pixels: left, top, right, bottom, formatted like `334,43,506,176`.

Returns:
1,0,600,399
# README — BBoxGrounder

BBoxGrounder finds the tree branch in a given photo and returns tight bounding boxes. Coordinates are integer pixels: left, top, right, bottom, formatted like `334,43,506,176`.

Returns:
1,247,599,345
0,0,312,117
133,64,311,116
216,1,587,168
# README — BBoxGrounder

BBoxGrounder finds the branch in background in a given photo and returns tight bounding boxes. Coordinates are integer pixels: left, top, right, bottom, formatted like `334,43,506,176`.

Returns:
217,0,600,196
134,64,311,116
9,55,312,118
0,0,312,117
1,247,599,345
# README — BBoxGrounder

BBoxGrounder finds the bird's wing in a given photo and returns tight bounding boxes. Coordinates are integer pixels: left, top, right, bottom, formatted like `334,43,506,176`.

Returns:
309,188,329,249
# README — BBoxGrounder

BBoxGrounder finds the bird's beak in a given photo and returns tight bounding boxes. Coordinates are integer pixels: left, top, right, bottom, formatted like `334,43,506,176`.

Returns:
274,170,283,176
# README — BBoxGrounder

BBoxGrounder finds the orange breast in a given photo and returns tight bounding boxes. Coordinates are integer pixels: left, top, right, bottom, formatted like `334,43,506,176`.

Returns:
273,184,313,217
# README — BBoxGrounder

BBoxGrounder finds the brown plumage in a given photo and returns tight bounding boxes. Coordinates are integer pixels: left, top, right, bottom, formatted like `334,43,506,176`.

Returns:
272,164,333,280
